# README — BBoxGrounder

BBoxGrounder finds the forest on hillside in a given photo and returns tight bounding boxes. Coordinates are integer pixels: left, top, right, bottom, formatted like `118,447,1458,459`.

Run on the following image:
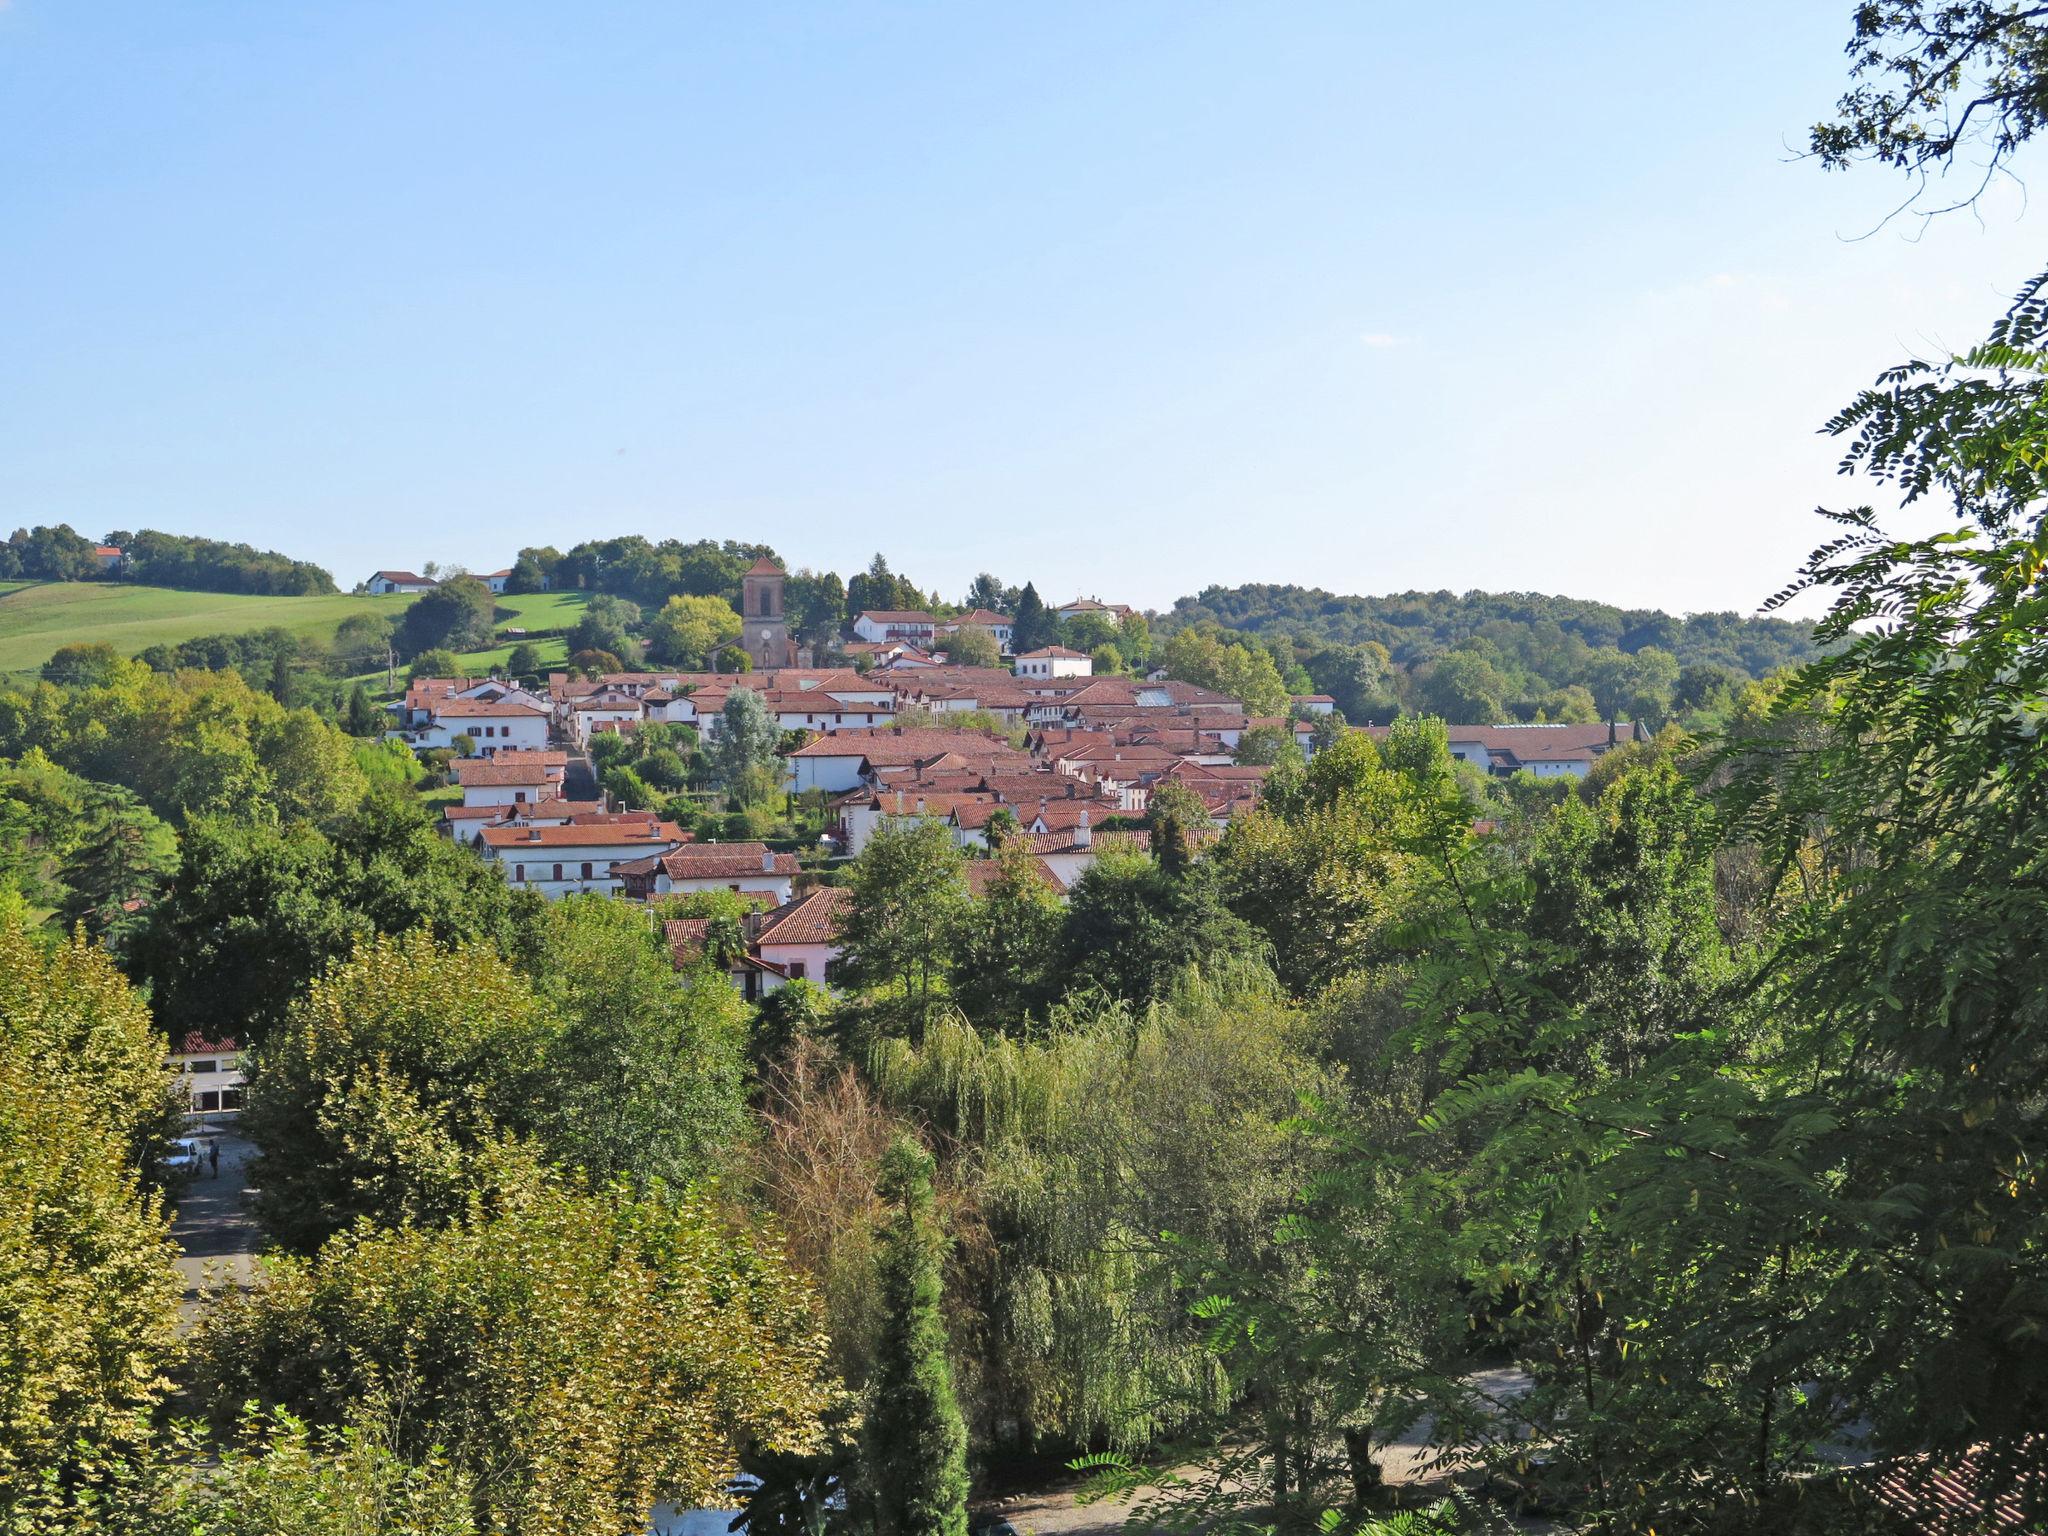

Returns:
1166,583,1824,673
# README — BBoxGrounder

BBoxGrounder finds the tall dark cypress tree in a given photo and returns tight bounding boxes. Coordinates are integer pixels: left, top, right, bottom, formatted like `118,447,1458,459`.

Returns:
1009,582,1051,654
862,1137,969,1536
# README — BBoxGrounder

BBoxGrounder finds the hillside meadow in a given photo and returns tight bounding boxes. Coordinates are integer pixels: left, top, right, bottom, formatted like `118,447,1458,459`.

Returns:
0,583,592,681
0,583,412,677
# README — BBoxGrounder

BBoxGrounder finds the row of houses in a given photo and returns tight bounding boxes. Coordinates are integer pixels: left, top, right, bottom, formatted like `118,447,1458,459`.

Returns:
366,568,515,595
848,595,1135,653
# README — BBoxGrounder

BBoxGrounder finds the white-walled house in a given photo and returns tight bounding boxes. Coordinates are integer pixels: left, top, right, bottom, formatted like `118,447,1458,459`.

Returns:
1015,646,1092,680
1366,722,1641,780
1056,597,1133,625
453,759,558,808
168,1034,246,1119
566,693,645,745
852,610,938,645
476,820,686,897
366,570,439,595
616,843,800,903
482,568,514,593
409,698,552,753
751,886,848,986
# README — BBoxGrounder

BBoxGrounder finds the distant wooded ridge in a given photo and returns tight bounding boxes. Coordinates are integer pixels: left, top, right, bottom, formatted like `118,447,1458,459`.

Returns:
1164,582,1821,672
2,524,335,596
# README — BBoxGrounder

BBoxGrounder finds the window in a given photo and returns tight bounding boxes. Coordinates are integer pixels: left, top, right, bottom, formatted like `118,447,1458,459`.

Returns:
188,1059,218,1073
552,863,563,881
580,862,593,880
514,865,526,881
788,961,806,980
197,1090,220,1111
221,1088,244,1110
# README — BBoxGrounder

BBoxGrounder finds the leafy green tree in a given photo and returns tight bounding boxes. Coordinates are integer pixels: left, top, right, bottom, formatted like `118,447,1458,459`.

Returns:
963,572,1009,612
408,647,459,680
838,818,967,1042
28,1408,482,1536
42,641,125,686
514,895,750,1190
240,931,556,1251
861,1138,969,1536
714,686,782,806
504,640,545,680
1219,741,1426,995
567,593,642,660
645,593,742,667
332,612,397,675
396,576,496,657
133,796,522,1045
504,547,555,594
947,833,1061,1031
1057,842,1257,1005
940,624,1000,668
1232,722,1300,766
0,900,182,1503
1412,646,1508,722
785,568,848,649
192,1180,840,1535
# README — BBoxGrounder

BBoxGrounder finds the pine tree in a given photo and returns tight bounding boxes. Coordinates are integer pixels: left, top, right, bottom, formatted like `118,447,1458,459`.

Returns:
343,682,382,737
862,1137,968,1536
1009,583,1051,654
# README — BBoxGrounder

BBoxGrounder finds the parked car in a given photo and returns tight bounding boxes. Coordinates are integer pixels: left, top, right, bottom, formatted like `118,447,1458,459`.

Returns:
163,1137,205,1176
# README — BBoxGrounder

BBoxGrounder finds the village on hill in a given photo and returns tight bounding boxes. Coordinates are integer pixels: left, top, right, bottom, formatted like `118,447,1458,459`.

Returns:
392,556,1649,997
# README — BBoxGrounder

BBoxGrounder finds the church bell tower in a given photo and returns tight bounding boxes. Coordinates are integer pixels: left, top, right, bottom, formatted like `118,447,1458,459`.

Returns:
740,557,791,671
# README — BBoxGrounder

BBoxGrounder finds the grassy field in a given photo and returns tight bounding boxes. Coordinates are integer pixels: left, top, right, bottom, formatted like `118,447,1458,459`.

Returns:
0,581,590,684
492,590,588,631
0,582,415,675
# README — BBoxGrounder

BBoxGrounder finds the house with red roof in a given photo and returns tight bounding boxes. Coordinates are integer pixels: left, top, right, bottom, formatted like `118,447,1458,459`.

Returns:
477,819,687,898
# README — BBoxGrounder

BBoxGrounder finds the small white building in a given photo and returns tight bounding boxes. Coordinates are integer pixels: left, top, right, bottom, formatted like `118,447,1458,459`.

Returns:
1015,646,1092,680
366,570,439,595
168,1036,246,1119
481,568,514,594
852,610,938,645
453,759,557,808
1056,597,1133,626
411,698,552,753
477,820,687,897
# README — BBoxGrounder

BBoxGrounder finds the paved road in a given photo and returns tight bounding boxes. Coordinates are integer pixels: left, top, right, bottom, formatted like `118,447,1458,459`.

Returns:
170,1126,262,1328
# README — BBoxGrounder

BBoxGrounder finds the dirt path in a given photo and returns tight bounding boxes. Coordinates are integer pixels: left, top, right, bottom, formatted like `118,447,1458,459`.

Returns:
170,1127,263,1328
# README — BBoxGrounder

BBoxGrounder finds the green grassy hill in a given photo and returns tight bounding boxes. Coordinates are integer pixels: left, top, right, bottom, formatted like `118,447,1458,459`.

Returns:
0,582,414,676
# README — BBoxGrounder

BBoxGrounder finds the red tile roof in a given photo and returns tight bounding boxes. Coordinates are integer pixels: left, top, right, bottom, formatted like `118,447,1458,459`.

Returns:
453,761,553,786
633,843,801,879
478,822,684,849
433,697,549,719
754,886,850,947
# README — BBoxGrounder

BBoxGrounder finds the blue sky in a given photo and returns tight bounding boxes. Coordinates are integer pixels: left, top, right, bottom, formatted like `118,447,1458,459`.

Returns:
2,2,2040,616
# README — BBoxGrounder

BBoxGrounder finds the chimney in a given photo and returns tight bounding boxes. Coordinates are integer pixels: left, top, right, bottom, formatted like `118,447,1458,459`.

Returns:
762,848,776,873
1075,810,1091,849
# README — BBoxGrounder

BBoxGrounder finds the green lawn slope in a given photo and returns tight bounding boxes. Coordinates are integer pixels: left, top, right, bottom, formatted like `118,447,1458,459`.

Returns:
0,582,415,677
